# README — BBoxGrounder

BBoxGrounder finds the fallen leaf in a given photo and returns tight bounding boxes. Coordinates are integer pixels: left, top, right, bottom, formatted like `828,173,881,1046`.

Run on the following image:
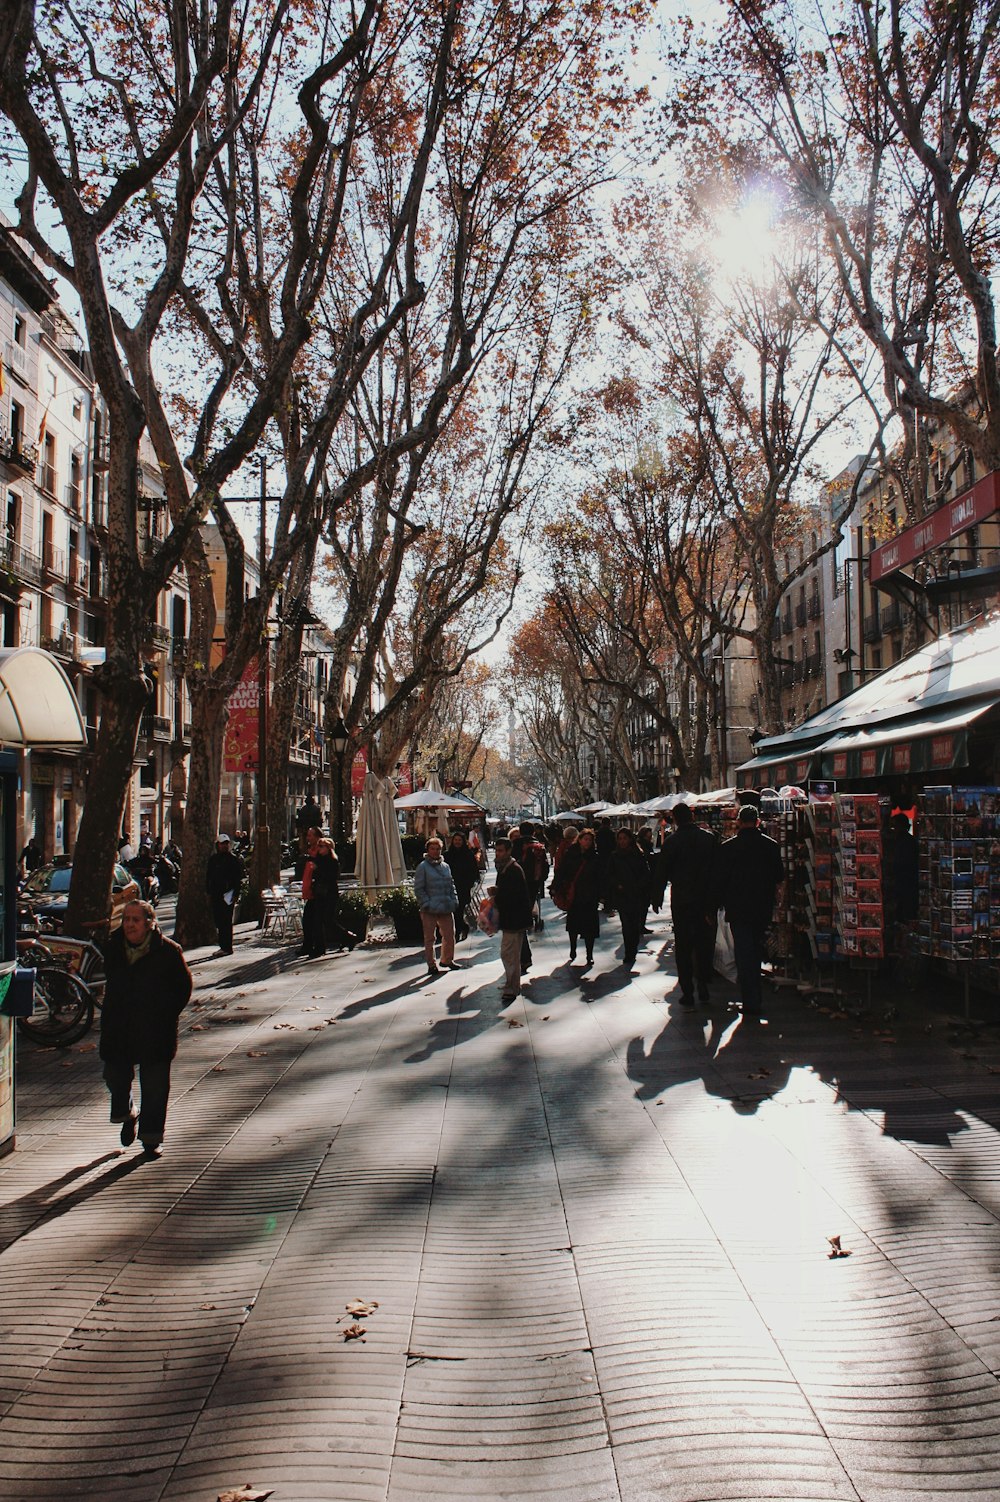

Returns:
190,1023,207,1031
200,1303,217,1310
342,1322,367,1341
75,1042,97,1052
273,1022,296,1030
747,1068,771,1080
827,1234,852,1259
302,1005,319,1012
507,1018,523,1028
60,1060,74,1068
541,1015,551,1020
345,1299,379,1318
308,1024,326,1031
217,1488,273,1502
246,1050,268,1058
210,1066,228,1074
235,1005,249,1011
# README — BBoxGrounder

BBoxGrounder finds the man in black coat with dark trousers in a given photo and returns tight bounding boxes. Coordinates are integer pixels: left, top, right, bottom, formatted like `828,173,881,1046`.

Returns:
100,900,192,1156
654,802,719,1008
717,804,785,1016
205,832,244,955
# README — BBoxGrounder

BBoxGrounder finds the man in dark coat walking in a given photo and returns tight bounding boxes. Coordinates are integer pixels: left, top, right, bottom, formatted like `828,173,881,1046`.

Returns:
717,805,785,1016
205,832,244,954
654,802,719,1008
494,837,533,1001
100,900,193,1156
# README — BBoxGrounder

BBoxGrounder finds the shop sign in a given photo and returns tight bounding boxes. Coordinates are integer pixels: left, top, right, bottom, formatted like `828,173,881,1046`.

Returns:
892,742,912,772
31,763,55,785
832,752,848,778
350,746,368,796
869,470,1000,581
396,760,413,796
860,749,878,777
931,734,955,768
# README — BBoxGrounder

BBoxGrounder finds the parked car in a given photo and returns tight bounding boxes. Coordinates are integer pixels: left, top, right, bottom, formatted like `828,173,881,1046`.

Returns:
20,858,140,931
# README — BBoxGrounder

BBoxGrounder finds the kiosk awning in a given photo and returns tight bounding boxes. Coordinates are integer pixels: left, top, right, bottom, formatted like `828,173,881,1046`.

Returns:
737,748,817,790
0,648,86,747
813,698,1000,780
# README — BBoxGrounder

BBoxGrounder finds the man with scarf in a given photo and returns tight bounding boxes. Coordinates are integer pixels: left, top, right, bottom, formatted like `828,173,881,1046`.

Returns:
99,900,193,1157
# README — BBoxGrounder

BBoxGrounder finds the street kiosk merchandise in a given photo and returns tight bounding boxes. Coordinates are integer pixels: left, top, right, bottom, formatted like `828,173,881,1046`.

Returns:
0,751,22,1155
0,647,88,1155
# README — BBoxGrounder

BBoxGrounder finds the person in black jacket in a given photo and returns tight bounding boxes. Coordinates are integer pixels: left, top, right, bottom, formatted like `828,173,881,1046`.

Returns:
716,805,785,1016
205,833,244,954
494,837,533,1001
100,900,193,1156
561,827,601,966
445,830,480,942
605,827,650,969
653,802,718,1008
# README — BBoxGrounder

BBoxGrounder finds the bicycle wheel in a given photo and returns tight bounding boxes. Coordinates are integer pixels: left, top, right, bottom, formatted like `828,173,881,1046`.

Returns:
17,966,94,1047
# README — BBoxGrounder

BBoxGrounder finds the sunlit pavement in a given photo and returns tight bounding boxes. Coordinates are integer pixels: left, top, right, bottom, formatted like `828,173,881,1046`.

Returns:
4,904,1000,1501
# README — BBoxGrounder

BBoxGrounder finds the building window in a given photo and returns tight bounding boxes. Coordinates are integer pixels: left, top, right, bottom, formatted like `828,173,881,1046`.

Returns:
47,368,57,397
72,397,83,422
41,432,56,495
13,315,25,347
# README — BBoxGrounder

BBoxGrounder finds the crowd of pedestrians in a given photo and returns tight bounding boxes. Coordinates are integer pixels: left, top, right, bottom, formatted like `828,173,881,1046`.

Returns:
412,808,787,1018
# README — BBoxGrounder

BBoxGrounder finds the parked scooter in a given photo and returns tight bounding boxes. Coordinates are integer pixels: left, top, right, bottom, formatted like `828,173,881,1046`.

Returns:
154,852,180,894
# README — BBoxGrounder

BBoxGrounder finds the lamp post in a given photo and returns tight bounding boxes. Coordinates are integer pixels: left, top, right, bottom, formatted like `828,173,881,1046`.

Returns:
330,715,349,845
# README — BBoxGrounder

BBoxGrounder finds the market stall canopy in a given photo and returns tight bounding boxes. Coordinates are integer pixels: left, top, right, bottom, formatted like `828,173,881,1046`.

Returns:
0,647,86,747
691,787,739,806
575,800,609,814
393,788,481,810
736,616,1000,788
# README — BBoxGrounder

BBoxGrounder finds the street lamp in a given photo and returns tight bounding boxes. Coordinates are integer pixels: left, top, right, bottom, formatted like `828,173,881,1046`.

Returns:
330,715,349,844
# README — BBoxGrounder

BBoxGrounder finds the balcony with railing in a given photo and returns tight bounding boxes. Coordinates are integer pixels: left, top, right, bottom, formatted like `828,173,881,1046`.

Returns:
171,635,188,670
863,611,881,643
92,430,110,472
65,556,87,593
0,429,39,477
880,600,902,632
794,601,807,628
144,624,170,653
65,480,83,517
153,715,172,740
0,536,42,587
807,594,821,620
42,541,65,578
39,460,57,497
804,651,822,679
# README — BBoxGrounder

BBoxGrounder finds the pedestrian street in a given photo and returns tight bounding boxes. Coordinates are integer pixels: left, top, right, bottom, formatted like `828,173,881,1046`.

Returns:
4,907,1000,1501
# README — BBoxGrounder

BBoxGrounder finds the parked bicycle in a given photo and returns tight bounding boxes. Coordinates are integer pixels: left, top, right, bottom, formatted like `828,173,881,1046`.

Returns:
15,918,107,1048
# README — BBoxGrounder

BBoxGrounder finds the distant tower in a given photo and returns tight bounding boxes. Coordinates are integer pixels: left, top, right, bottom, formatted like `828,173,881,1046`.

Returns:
507,709,517,765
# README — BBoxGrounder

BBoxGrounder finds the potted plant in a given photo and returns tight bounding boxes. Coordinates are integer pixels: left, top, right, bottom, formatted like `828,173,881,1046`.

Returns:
379,885,423,944
338,889,374,943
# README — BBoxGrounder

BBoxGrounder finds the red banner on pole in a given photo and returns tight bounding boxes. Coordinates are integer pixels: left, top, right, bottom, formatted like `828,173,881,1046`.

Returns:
223,659,259,772
350,746,368,796
396,761,413,795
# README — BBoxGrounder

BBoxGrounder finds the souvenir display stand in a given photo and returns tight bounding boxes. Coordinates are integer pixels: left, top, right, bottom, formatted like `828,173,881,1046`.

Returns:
918,786,1000,1009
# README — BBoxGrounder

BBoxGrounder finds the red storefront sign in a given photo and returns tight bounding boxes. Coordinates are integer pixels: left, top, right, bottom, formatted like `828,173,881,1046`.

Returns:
869,470,1000,582
832,753,848,777
860,749,878,777
892,742,912,772
222,658,259,772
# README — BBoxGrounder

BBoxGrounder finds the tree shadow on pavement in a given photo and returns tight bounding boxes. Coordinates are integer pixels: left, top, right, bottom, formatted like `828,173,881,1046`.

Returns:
0,1151,146,1253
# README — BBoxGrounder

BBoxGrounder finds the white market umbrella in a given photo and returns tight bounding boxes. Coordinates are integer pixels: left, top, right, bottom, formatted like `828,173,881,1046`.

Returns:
355,771,391,893
553,810,583,823
376,775,407,886
692,786,738,806
637,793,682,813
601,801,642,819
575,800,609,814
392,788,477,810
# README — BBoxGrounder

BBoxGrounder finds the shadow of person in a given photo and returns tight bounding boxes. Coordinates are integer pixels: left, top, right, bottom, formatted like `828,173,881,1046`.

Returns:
404,980,508,1063
701,1011,797,1114
0,1152,145,1254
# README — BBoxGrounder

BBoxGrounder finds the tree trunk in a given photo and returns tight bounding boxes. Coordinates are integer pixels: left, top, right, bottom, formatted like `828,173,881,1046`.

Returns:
64,690,146,939
265,621,306,883
173,683,230,949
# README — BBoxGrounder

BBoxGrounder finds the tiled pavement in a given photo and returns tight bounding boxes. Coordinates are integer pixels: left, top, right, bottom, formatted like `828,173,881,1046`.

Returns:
4,907,1000,1501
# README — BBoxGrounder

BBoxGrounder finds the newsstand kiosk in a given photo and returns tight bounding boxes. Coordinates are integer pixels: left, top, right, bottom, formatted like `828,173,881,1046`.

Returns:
0,647,87,1156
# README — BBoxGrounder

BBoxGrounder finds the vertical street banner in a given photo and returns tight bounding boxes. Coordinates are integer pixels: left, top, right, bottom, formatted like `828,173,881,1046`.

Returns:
223,659,259,772
396,761,413,796
351,746,368,796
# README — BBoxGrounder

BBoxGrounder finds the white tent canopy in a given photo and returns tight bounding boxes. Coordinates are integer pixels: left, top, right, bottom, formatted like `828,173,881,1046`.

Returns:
0,647,86,747
393,788,478,810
